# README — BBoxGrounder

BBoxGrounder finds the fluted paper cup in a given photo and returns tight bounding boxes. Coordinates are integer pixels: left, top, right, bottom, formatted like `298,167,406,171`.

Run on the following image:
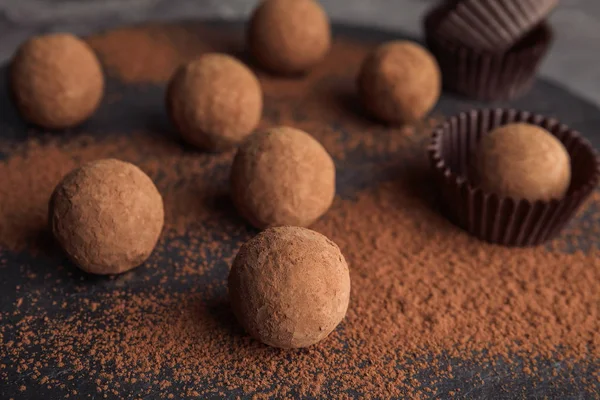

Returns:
435,0,558,52
424,4,553,101
428,108,600,246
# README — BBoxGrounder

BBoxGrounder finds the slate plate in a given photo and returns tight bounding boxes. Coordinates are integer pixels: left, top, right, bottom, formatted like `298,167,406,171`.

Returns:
0,21,599,399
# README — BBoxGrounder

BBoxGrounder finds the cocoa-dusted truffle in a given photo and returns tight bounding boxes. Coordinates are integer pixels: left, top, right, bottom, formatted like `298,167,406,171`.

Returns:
11,33,104,129
228,226,351,348
230,126,335,229
167,53,263,151
357,41,441,124
472,123,571,202
248,0,331,74
49,159,164,275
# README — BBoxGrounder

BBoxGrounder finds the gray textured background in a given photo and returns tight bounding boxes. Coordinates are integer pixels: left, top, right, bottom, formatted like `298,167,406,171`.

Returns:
0,0,599,105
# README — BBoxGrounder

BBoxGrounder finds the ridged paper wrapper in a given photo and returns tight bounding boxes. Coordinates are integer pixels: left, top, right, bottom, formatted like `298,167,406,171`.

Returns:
428,108,600,247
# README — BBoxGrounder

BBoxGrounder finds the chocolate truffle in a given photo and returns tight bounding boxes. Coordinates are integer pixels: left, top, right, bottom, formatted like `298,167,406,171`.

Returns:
230,126,335,229
228,226,351,348
11,33,104,129
49,159,164,275
472,123,571,202
167,53,263,151
357,41,441,124
248,0,331,74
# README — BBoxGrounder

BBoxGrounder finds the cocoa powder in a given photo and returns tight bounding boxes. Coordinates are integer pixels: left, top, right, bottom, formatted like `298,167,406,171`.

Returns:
0,22,598,399
86,24,214,84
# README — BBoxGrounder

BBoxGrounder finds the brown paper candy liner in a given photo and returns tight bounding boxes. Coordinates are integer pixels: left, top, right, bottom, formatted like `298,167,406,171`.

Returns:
424,4,553,101
435,0,559,52
428,109,600,247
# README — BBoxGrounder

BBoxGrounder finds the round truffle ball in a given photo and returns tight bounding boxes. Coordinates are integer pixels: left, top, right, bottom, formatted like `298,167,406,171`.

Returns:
230,126,335,229
472,123,571,202
228,226,351,348
248,0,331,74
357,41,441,125
11,33,104,129
167,53,263,151
49,159,164,275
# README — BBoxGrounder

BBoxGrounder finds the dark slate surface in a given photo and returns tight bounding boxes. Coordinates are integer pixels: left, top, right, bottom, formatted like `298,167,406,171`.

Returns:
0,21,599,399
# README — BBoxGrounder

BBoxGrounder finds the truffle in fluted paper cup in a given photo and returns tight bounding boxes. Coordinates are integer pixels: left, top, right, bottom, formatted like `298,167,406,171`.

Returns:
428,108,600,246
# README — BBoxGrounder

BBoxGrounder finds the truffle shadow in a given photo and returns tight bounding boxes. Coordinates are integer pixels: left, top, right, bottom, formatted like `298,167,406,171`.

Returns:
382,156,444,216
202,191,256,233
0,65,29,140
30,228,60,259
404,161,443,212
206,297,247,340
4,242,118,290
142,99,193,152
205,297,286,353
335,88,381,126
92,81,208,153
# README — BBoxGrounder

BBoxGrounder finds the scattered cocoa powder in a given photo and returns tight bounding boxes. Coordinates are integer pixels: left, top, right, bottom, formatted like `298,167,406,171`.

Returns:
0,22,598,399
86,24,216,84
